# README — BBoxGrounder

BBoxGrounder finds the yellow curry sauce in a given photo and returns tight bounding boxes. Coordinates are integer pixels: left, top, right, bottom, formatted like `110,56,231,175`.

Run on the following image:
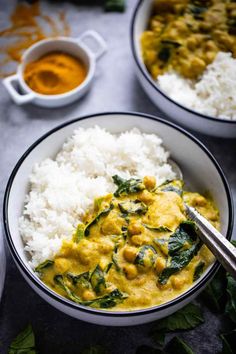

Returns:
36,177,219,311
141,0,236,79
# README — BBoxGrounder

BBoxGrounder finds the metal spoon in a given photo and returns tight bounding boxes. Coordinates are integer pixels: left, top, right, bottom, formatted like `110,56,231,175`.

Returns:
168,159,236,278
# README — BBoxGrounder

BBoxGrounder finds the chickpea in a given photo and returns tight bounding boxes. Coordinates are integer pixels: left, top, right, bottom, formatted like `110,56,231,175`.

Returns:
82,290,95,301
143,176,156,190
131,235,144,247
128,221,143,235
187,37,197,50
192,195,207,207
205,51,216,64
155,257,166,274
123,246,137,263
190,57,206,76
123,264,138,280
54,257,71,273
171,276,185,290
131,234,150,247
98,240,114,254
138,190,154,204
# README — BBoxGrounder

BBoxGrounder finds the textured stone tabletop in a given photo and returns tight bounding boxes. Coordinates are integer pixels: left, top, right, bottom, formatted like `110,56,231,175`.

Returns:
0,1,235,353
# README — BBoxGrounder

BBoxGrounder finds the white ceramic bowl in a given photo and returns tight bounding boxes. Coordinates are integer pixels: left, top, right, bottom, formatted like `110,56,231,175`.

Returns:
3,112,234,326
0,232,6,302
3,31,107,108
131,0,236,138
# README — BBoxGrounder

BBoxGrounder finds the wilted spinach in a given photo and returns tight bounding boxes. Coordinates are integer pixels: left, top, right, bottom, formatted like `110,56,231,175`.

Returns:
193,261,205,281
82,288,128,309
35,259,54,274
90,265,106,295
112,175,144,197
158,221,201,284
84,204,113,236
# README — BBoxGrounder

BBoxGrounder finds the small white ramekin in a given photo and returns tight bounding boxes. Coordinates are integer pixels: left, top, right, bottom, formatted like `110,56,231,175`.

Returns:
3,31,107,108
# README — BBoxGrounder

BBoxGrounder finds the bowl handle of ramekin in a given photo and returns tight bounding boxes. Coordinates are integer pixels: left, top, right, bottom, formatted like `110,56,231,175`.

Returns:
77,30,107,60
3,74,35,105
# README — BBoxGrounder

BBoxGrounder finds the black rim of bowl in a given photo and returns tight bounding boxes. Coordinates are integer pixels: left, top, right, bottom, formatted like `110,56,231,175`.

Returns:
131,0,236,125
3,112,234,317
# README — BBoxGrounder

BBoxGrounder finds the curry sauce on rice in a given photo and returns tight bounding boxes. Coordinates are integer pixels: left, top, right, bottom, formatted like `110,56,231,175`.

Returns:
19,127,219,310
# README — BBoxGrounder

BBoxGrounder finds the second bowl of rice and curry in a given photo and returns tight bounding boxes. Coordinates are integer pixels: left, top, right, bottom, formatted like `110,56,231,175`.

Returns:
131,0,236,137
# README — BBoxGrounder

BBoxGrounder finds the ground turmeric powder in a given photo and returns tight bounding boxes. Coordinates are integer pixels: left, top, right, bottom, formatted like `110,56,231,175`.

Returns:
0,2,70,78
24,52,87,95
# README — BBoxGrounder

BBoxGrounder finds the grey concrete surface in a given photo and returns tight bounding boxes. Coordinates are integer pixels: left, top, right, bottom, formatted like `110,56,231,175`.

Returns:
0,1,235,353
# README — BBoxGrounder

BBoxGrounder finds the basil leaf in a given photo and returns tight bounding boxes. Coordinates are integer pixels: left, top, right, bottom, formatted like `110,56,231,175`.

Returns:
151,303,204,333
193,261,205,281
35,259,54,273
112,175,144,197
165,336,195,354
8,325,36,354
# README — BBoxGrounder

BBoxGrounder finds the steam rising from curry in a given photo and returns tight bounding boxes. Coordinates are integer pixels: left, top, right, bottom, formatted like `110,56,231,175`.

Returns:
35,176,219,311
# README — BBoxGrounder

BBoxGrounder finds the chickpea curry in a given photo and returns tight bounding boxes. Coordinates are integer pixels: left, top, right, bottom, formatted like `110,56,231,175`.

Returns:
141,0,236,79
36,176,219,311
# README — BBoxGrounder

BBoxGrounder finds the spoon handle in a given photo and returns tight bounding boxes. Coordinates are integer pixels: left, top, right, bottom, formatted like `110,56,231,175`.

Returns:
185,205,236,278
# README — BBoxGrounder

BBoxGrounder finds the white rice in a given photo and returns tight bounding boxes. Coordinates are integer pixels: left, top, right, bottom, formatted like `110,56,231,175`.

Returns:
158,52,236,120
19,126,176,267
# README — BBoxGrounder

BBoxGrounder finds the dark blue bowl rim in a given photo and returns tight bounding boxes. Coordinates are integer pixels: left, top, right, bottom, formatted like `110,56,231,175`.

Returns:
3,111,234,318
130,0,236,125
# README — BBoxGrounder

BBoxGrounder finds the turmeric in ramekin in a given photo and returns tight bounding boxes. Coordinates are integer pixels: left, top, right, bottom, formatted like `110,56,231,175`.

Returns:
24,52,87,95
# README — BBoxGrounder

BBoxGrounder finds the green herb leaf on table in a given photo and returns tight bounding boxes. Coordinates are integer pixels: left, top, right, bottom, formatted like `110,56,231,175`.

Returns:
8,325,36,354
136,345,165,354
200,266,227,312
165,336,195,354
225,272,236,324
81,344,107,354
220,329,236,354
104,0,126,12
151,303,204,336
